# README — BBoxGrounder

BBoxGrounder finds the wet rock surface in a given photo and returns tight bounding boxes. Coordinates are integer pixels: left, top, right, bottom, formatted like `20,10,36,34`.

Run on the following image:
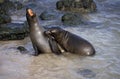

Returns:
61,13,83,26
13,1,24,10
0,0,23,12
39,10,58,20
17,46,28,54
0,0,12,24
0,14,11,24
56,0,97,13
0,0,23,24
0,23,29,40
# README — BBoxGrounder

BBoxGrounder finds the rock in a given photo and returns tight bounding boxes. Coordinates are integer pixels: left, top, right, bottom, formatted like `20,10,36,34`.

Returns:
0,23,29,40
39,10,57,20
0,0,23,11
17,46,28,54
0,0,15,11
61,13,83,26
0,0,24,24
56,0,97,13
17,46,27,52
14,1,24,10
77,69,96,78
0,14,11,24
0,2,12,24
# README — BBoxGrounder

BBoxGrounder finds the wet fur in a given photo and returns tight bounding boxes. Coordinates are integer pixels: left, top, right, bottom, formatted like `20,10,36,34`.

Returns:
45,27,95,56
26,9,61,56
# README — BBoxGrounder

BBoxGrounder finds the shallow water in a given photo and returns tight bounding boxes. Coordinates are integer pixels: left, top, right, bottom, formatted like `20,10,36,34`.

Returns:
0,0,120,79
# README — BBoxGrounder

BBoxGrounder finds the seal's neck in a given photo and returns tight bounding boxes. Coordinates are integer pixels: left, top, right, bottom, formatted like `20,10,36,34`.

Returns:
29,17,45,32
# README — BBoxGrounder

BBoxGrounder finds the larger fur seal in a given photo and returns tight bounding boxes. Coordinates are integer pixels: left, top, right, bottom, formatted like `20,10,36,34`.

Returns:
45,27,95,56
26,9,61,56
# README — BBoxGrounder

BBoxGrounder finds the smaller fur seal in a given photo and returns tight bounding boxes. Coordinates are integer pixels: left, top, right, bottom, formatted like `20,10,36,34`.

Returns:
26,9,61,56
45,27,95,56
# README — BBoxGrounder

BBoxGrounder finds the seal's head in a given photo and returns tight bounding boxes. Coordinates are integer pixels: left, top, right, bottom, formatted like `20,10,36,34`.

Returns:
45,27,64,37
26,8,37,27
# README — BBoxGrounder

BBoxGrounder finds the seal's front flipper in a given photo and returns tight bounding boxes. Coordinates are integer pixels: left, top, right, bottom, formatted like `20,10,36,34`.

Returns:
32,44,41,56
49,37,62,55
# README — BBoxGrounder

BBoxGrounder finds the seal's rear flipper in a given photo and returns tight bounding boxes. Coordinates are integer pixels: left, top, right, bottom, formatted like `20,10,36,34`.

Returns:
49,37,62,55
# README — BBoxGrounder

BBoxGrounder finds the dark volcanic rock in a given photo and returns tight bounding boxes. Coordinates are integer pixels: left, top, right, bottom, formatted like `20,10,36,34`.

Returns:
17,46,28,54
39,10,58,20
61,13,83,26
0,0,24,24
0,0,13,24
56,0,97,13
0,23,29,40
0,0,23,11
0,14,11,24
13,1,24,10
0,0,26,40
0,0,14,11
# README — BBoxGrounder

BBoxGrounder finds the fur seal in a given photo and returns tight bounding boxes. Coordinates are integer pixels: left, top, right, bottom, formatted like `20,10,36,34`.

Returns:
45,27,95,56
26,9,61,56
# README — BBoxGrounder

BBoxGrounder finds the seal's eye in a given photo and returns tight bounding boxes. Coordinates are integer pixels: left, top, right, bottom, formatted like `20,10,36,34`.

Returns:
27,9,34,17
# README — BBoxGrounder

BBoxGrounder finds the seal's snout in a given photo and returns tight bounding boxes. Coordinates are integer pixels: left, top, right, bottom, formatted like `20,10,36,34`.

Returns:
26,8,34,17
